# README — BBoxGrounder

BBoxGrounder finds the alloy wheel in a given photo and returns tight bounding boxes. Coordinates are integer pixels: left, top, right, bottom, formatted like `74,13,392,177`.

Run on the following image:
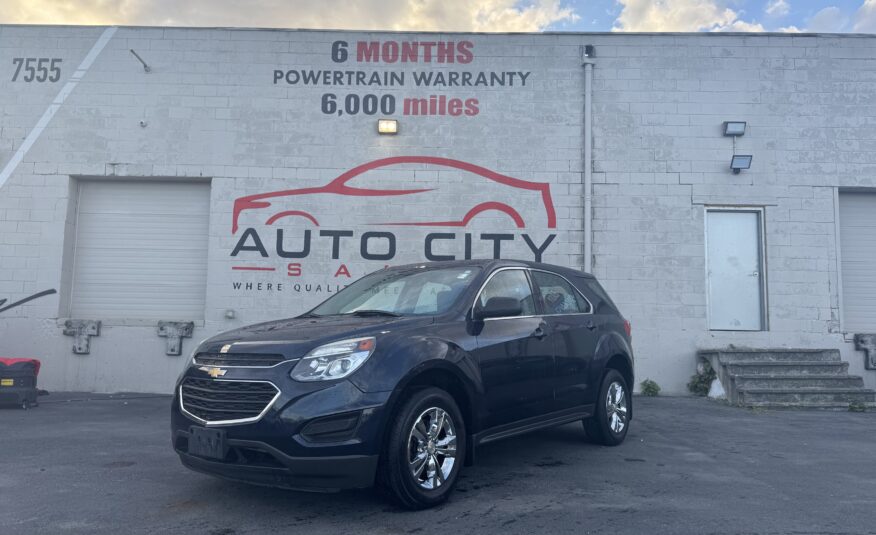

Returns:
407,407,457,490
605,381,628,434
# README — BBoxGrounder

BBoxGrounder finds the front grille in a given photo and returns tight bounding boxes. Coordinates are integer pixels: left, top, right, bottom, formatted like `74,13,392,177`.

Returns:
180,377,278,423
194,352,286,367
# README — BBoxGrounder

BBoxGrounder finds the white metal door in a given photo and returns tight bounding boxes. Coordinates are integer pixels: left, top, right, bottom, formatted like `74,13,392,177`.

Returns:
71,180,210,320
839,192,876,332
706,210,765,331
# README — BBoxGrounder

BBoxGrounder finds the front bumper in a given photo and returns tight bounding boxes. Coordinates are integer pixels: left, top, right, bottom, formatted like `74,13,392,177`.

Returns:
171,363,392,491
175,432,379,491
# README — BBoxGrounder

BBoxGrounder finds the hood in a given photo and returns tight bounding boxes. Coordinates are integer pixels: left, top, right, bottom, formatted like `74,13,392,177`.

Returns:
196,315,434,360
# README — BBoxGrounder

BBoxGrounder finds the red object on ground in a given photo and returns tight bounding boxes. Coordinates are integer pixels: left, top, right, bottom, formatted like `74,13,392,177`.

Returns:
0,358,41,376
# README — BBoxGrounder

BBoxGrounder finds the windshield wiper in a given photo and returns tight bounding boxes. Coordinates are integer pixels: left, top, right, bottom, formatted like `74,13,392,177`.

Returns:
345,309,401,317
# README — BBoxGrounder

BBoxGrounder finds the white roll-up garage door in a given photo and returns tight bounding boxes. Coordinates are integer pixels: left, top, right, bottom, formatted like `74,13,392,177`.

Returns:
71,180,211,320
839,191,876,333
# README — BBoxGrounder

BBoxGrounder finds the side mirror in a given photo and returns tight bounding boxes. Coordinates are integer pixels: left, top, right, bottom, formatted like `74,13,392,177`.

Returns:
473,296,522,320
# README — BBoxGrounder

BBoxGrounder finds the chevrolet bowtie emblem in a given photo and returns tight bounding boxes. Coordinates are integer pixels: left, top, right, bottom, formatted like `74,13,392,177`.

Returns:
199,366,227,378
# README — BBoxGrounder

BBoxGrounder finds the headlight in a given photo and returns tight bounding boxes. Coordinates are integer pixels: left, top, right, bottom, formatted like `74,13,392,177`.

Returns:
290,337,376,382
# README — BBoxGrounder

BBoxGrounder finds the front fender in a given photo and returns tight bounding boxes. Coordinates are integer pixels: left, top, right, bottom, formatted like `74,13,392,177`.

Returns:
350,333,482,424
349,335,478,393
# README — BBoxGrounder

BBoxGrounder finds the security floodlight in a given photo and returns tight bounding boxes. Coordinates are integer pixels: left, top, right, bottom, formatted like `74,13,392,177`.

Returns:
723,121,746,136
377,119,398,135
730,155,752,174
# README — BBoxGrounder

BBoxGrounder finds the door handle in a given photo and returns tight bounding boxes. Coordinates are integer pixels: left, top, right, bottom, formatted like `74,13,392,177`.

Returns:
533,322,548,339
585,319,597,331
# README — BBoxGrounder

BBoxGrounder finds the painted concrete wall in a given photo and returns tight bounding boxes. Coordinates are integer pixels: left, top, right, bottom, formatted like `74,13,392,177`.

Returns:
0,26,873,393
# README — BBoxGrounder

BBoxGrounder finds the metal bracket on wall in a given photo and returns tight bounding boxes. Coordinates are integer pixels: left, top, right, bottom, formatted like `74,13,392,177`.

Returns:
854,334,876,370
157,321,194,356
63,320,101,355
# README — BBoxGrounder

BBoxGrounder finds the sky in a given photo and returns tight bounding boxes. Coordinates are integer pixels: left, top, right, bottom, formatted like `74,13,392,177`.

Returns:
2,0,876,33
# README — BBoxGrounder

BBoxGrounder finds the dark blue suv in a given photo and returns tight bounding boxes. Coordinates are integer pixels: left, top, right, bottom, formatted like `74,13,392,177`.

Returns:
172,260,633,509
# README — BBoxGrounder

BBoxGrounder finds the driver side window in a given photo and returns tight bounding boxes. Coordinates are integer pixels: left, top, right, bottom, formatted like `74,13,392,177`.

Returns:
476,270,535,317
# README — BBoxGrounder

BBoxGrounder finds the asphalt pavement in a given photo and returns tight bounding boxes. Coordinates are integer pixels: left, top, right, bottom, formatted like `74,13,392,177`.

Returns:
1,393,874,535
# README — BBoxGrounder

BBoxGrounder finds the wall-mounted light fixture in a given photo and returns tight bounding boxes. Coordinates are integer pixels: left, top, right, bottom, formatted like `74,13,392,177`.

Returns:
724,121,751,174
723,121,746,136
730,155,752,174
378,119,398,135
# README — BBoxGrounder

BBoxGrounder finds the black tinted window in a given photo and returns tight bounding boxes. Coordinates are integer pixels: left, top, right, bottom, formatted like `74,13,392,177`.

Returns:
532,271,591,314
581,279,617,314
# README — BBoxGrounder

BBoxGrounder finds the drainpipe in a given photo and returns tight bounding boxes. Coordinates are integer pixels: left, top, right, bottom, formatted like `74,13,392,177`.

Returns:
582,45,595,273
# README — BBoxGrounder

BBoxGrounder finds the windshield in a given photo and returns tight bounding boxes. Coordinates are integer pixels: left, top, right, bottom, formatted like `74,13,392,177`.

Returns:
309,266,480,317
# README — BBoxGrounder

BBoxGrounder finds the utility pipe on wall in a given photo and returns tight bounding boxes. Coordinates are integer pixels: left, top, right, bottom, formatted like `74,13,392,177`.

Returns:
582,45,595,273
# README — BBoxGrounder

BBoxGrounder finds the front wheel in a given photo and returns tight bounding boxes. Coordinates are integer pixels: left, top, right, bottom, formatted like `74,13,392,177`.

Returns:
583,369,630,446
378,387,466,509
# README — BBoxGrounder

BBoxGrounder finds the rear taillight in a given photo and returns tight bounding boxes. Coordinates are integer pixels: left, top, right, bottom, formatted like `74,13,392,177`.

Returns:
623,319,632,338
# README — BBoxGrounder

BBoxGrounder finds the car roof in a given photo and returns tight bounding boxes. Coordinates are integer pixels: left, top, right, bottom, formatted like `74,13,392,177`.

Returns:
385,259,596,279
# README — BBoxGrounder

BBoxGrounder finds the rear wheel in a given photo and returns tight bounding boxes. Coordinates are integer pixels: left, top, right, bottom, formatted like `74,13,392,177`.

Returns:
583,369,629,446
378,387,466,509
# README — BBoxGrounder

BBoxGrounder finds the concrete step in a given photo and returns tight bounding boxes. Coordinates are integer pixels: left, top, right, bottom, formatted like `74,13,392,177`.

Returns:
702,349,841,364
732,375,865,390
705,347,873,410
724,361,849,376
742,401,875,410
737,388,876,406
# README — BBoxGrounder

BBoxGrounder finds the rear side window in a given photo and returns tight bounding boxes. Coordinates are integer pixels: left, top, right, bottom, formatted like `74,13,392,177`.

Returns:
532,271,592,315
580,279,618,315
476,269,536,316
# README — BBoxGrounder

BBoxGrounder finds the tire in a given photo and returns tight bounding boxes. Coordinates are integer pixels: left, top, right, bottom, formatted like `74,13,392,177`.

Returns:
583,369,630,446
378,387,466,509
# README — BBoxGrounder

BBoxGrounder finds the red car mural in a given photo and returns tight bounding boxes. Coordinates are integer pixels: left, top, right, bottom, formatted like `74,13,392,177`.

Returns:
232,156,557,234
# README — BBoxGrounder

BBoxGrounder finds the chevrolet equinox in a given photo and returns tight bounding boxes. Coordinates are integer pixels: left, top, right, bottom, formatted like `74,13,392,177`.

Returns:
172,259,634,509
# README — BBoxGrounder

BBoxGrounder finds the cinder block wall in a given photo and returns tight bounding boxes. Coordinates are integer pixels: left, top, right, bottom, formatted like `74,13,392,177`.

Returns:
584,34,876,392
0,26,873,393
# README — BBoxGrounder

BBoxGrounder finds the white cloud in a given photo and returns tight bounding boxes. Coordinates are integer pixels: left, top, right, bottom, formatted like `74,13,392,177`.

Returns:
0,0,578,32
853,0,876,32
777,25,803,32
765,0,790,17
718,19,768,32
613,0,764,32
807,6,848,32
